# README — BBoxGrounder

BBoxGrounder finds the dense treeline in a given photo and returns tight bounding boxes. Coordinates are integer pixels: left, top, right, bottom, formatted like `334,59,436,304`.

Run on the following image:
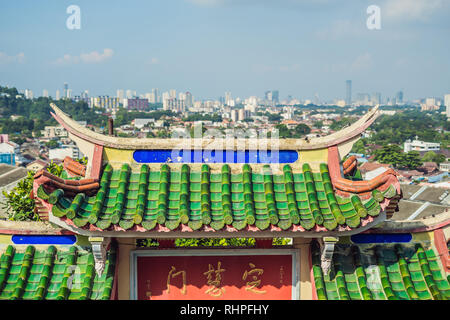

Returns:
350,109,449,168
182,113,222,122
0,86,109,139
370,110,449,145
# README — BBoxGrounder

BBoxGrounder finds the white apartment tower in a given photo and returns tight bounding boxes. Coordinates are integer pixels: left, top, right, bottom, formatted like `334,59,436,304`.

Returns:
445,94,450,118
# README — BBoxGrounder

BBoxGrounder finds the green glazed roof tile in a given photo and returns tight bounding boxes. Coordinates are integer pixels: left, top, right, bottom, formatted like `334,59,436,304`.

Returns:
0,245,116,300
311,241,449,300
39,163,398,232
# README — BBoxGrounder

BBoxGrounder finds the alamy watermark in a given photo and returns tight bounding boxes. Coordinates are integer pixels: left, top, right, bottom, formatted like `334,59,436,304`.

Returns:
66,5,81,30
67,265,81,290
367,5,381,30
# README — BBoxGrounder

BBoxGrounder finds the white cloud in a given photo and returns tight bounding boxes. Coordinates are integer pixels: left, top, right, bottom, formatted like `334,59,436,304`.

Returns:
52,48,114,65
0,52,25,64
146,57,159,65
383,0,444,21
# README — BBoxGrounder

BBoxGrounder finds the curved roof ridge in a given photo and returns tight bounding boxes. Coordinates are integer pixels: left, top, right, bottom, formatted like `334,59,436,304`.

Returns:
50,103,380,150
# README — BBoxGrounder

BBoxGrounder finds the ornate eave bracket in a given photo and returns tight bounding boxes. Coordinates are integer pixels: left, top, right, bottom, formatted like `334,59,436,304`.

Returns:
89,236,111,276
319,236,339,275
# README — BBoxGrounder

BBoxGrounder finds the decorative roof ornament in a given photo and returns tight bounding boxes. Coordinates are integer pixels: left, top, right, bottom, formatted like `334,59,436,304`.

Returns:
89,237,111,276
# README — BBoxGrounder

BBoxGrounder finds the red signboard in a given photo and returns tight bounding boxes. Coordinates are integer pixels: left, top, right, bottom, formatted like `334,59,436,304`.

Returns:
135,252,293,300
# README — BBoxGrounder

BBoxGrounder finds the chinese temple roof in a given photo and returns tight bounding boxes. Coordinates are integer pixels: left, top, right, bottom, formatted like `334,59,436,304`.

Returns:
311,240,450,300
0,244,116,300
29,103,403,237
34,161,399,235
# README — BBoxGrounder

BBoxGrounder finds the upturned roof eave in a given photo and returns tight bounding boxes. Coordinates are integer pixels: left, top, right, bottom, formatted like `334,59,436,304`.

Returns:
50,103,380,150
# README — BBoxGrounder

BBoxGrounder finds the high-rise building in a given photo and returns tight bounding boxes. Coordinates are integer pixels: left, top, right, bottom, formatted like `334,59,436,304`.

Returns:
272,90,279,104
126,90,132,99
372,92,382,105
55,90,60,100
185,92,193,108
445,94,450,118
42,89,49,98
145,92,156,104
169,89,176,99
164,98,185,112
225,92,232,106
152,88,159,103
92,96,120,112
345,80,352,106
117,89,124,100
356,93,370,106
127,98,149,111
63,83,69,98
395,91,404,104
230,109,238,122
24,89,33,99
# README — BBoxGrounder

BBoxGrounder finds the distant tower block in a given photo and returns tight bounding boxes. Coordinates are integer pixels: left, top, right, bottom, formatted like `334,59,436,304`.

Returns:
346,80,352,106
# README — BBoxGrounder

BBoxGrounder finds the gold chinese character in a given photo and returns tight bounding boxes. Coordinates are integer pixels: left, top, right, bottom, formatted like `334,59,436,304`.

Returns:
280,266,284,284
166,266,187,295
243,263,266,294
203,261,226,297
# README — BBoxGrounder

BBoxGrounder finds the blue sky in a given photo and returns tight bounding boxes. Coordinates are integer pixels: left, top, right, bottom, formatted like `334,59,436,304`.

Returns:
0,0,449,101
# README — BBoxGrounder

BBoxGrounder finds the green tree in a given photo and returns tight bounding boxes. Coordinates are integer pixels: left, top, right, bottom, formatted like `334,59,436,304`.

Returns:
1,163,64,221
422,151,446,165
351,139,367,155
313,121,323,129
293,124,311,137
274,124,291,138
402,151,423,169
373,144,404,168
1,171,37,221
45,139,60,149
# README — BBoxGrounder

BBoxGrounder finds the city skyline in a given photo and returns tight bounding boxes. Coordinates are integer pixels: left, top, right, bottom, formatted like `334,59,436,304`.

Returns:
1,1,449,100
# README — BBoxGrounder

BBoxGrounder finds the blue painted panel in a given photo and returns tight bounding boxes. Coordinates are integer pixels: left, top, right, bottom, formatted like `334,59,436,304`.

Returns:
12,235,77,245
133,149,298,164
351,233,412,244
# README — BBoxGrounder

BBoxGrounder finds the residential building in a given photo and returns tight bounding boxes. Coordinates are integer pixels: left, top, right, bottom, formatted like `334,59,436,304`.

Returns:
0,142,17,165
164,98,185,112
439,162,450,172
445,94,450,118
133,118,155,129
117,89,124,100
49,146,82,160
404,136,440,153
24,89,33,99
185,92,193,108
127,98,149,111
26,159,48,172
92,96,120,112
41,126,69,139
